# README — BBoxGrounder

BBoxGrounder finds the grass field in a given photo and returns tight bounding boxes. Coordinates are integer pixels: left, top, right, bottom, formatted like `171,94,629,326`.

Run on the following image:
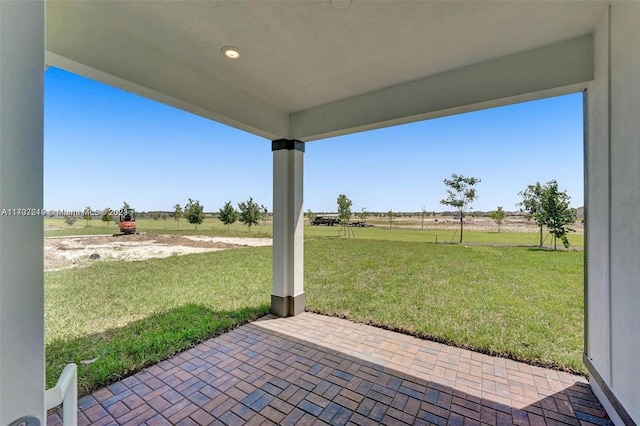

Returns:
45,247,272,395
304,224,584,247
305,240,584,372
45,232,585,394
46,217,583,247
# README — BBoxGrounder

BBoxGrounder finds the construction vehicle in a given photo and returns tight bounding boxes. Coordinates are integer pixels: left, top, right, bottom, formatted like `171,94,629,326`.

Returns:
118,208,137,235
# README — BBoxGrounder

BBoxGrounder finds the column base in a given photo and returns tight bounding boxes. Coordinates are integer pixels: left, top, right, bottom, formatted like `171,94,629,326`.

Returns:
271,293,305,317
583,354,633,425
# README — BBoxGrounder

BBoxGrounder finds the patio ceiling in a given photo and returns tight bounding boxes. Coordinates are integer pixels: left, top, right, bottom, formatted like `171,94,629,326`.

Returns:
46,1,608,141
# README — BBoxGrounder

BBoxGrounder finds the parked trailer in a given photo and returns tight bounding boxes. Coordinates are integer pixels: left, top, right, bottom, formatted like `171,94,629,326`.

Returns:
311,215,340,226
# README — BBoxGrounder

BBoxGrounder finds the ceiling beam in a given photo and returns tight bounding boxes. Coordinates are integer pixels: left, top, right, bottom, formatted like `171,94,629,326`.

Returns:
45,52,289,141
291,35,594,142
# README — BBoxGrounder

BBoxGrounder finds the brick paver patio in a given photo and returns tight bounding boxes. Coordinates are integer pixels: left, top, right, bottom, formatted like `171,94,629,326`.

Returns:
48,312,612,425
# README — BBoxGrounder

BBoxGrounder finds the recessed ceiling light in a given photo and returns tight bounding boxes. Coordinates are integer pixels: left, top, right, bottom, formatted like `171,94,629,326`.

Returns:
221,46,240,59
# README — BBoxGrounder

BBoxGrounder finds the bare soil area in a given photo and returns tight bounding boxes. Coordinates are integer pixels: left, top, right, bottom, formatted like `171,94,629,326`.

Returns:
373,216,584,234
44,234,272,271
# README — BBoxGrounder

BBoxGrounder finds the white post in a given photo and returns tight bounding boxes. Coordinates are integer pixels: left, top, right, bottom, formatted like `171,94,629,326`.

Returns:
0,1,46,425
585,3,640,424
271,139,305,317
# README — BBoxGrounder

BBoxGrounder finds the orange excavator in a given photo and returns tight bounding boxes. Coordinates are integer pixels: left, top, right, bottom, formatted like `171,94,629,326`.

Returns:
118,208,137,235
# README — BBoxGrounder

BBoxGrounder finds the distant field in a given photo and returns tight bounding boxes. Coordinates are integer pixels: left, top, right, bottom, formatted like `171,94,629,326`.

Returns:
304,224,584,247
44,217,272,238
45,216,584,248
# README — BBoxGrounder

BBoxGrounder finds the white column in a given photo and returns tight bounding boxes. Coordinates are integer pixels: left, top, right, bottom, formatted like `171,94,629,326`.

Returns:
0,1,46,425
586,2,640,425
271,139,304,317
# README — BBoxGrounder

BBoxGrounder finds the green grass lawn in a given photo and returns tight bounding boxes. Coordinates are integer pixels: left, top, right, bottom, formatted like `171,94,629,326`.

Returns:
45,238,585,395
45,247,272,394
305,239,584,373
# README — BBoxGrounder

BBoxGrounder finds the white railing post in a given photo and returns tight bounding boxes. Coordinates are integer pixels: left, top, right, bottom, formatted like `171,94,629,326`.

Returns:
45,363,78,426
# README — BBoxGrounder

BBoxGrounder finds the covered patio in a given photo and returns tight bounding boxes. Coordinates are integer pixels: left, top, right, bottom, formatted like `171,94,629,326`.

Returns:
48,313,611,426
1,1,638,425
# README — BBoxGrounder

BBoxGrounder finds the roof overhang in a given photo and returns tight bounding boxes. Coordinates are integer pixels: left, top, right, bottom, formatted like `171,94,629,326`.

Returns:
46,1,609,141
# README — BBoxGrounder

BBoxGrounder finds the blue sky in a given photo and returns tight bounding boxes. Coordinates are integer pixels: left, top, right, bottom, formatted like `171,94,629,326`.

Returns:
45,67,583,214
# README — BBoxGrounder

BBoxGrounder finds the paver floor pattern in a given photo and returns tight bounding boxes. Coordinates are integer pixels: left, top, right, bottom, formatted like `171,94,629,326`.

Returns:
48,312,611,425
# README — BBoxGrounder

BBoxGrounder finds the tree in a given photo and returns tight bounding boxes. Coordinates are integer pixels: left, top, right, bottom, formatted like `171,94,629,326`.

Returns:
490,206,505,233
152,212,161,221
174,203,183,228
541,180,577,250
184,198,204,230
83,205,93,226
218,201,238,229
260,204,269,225
64,215,77,226
357,207,369,224
518,180,577,249
517,182,545,247
440,173,481,243
388,210,394,229
101,208,113,226
336,194,352,235
307,209,316,225
114,201,131,225
161,212,168,230
421,206,426,230
238,197,261,231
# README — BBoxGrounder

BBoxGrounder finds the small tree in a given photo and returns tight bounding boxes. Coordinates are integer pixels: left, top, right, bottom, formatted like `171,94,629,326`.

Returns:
337,194,352,235
357,207,369,224
517,182,545,247
101,208,113,227
440,173,481,243
421,206,426,230
152,212,161,221
541,180,577,250
238,197,261,231
260,204,269,225
173,203,183,228
490,206,505,233
184,198,204,230
388,210,394,229
219,201,238,230
83,206,93,226
64,215,77,226
161,212,168,230
307,209,316,225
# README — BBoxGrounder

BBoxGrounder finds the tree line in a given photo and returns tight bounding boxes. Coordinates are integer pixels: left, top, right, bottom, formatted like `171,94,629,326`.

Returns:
172,197,268,231
69,198,268,232
325,173,577,250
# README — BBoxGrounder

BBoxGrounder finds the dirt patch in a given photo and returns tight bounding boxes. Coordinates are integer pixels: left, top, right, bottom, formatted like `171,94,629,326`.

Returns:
381,216,584,234
44,233,272,271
